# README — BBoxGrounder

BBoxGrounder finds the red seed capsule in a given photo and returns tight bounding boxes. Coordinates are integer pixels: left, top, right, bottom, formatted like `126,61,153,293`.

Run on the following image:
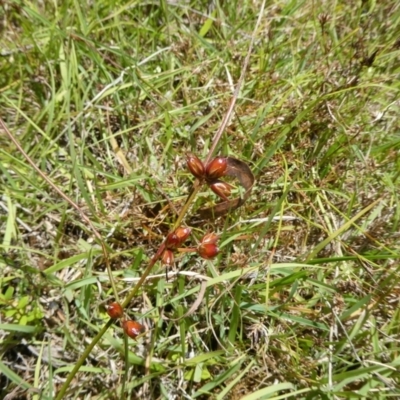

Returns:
209,181,232,201
162,249,174,265
186,153,205,179
165,231,180,249
201,232,219,245
175,226,191,244
205,157,227,180
107,302,123,319
123,320,144,339
198,243,219,259
166,227,192,249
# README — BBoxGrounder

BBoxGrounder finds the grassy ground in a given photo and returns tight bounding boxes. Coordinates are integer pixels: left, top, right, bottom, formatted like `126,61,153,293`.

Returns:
1,0,400,399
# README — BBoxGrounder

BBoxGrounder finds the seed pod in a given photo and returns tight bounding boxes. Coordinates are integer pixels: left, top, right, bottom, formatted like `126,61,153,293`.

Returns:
201,232,219,245
198,243,219,259
123,320,145,339
209,181,232,201
162,249,174,265
186,153,205,179
175,226,191,244
106,302,123,319
165,231,180,249
205,156,227,180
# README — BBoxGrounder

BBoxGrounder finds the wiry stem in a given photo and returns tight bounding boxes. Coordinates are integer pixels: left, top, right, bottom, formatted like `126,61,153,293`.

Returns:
172,179,203,229
204,0,266,166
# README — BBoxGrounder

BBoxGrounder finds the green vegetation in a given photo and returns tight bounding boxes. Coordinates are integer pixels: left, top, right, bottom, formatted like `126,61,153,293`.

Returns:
1,0,400,399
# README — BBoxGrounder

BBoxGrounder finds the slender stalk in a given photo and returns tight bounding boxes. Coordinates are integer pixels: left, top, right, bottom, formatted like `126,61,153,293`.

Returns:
172,180,203,230
204,0,266,166
53,182,202,400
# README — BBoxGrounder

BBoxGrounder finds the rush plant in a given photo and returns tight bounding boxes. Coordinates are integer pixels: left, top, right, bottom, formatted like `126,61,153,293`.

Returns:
0,3,260,397
2,1,400,399
0,118,256,400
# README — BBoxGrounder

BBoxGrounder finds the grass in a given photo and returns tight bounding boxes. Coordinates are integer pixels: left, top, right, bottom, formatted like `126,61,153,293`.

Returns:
1,0,400,399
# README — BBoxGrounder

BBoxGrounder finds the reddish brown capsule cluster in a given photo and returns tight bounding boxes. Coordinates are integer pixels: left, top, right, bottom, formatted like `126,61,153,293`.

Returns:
186,154,231,202
162,226,192,266
160,229,220,263
209,181,233,202
197,232,219,260
162,249,174,266
165,227,191,250
186,154,227,181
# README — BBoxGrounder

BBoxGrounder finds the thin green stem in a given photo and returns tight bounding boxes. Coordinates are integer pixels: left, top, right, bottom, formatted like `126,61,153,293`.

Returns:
55,244,167,400
172,180,203,229
55,253,161,400
122,181,203,308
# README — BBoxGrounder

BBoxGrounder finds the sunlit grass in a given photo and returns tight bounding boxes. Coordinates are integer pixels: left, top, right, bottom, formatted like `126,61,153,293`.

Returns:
1,1,400,399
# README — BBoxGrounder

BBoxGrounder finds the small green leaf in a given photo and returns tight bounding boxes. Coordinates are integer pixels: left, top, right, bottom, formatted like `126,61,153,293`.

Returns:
5,286,14,301
241,382,295,399
184,350,223,366
184,364,211,382
17,296,30,310
199,16,214,38
5,309,17,318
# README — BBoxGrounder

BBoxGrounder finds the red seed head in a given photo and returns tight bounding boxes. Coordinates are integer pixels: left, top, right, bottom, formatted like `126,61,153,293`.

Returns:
201,232,219,245
162,249,174,265
107,302,124,319
209,181,232,201
123,320,145,339
205,157,227,180
198,243,219,260
186,153,205,179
